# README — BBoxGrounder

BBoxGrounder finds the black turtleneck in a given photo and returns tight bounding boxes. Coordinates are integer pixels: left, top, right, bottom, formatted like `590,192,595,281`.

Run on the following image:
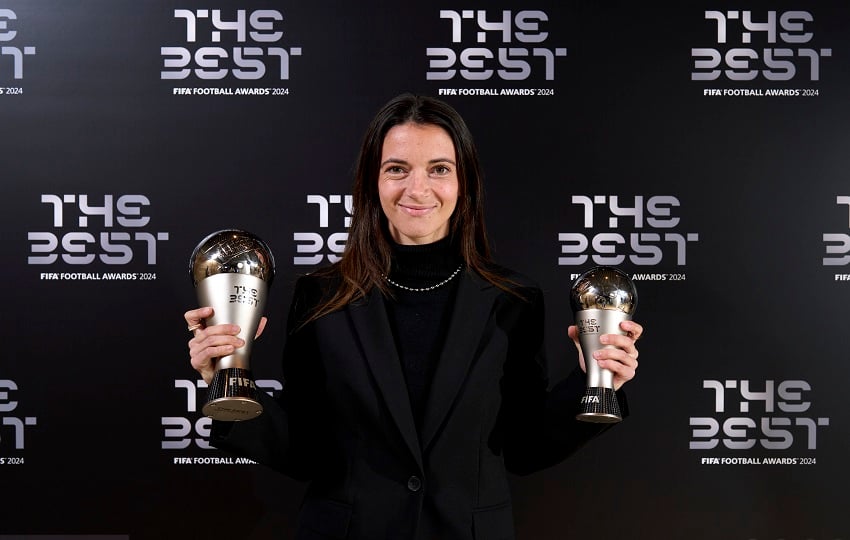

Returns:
384,237,463,433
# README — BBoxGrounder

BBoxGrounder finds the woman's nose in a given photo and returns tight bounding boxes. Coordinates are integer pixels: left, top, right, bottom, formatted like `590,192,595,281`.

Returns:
406,169,429,195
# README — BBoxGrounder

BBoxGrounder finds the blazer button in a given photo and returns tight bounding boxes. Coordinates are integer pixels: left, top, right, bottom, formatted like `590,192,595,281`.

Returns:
407,475,422,492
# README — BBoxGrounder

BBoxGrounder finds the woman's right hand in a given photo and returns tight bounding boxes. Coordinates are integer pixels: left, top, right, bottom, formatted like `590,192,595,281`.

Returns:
184,307,267,384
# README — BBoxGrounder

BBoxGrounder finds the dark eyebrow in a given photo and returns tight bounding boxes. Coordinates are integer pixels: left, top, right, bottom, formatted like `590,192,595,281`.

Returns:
380,158,409,168
380,158,457,168
429,158,457,166
380,158,457,166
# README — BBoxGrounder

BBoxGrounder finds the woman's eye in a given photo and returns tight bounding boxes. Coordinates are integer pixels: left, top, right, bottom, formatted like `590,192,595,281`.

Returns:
433,165,450,175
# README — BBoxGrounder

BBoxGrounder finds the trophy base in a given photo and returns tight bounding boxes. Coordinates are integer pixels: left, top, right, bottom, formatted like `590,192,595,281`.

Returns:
203,367,264,421
576,387,622,423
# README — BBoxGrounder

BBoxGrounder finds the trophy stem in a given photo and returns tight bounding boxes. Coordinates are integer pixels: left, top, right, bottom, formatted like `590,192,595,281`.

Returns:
576,387,622,423
203,367,263,421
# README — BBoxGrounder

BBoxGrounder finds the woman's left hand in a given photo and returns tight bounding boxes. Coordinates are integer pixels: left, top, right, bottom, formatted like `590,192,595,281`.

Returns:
568,320,642,391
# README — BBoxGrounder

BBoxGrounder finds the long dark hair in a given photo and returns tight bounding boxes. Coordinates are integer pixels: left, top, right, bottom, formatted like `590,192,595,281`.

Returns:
305,93,518,323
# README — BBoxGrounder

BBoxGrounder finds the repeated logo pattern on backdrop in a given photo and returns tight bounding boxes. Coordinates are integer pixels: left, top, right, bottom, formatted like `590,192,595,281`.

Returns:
824,196,850,272
693,9,832,94
162,8,302,94
2,2,848,540
427,9,567,90
0,7,35,85
28,194,169,281
558,195,700,279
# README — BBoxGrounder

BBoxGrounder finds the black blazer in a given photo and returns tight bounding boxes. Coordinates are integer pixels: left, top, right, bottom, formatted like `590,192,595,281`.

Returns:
212,268,624,540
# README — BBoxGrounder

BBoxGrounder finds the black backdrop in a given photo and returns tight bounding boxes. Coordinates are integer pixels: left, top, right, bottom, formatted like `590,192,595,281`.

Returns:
2,1,849,539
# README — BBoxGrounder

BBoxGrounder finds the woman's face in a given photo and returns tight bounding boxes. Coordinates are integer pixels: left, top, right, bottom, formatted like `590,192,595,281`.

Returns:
378,122,459,245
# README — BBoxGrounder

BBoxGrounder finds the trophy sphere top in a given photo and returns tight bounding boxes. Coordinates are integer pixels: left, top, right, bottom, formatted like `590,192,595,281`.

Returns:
189,229,275,287
569,266,637,314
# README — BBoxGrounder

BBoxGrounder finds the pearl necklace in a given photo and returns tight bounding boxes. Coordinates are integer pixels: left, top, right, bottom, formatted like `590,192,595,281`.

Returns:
385,264,464,292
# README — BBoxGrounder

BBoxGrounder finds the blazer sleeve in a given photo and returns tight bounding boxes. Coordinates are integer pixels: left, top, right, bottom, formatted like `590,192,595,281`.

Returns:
496,285,628,476
209,274,327,480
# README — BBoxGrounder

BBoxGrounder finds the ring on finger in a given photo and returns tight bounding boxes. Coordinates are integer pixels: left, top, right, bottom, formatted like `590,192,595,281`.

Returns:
187,323,202,332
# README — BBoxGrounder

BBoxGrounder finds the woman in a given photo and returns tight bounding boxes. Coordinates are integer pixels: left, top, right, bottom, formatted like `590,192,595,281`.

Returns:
185,93,642,540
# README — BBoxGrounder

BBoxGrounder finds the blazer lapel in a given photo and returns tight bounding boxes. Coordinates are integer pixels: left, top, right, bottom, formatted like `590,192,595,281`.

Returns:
420,271,499,451
348,288,423,469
